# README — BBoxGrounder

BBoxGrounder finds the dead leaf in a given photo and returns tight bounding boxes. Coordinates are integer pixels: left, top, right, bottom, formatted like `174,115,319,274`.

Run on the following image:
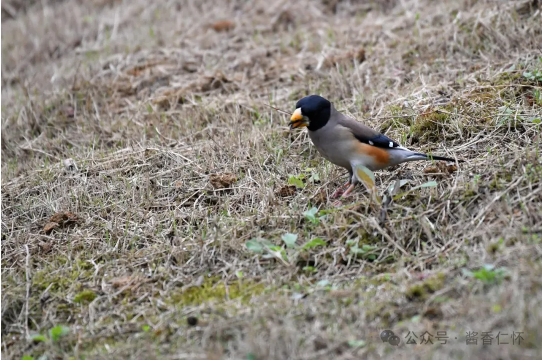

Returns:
423,166,439,174
424,162,458,176
310,189,327,205
43,222,59,234
276,185,297,197
446,164,458,173
44,211,82,234
210,20,235,32
49,211,80,225
209,173,237,189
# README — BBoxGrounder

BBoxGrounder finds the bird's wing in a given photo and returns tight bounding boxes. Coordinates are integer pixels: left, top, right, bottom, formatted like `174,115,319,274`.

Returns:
335,113,403,149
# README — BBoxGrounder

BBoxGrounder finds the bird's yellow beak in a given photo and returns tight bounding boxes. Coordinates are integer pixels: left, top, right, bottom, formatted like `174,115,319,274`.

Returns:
289,108,309,129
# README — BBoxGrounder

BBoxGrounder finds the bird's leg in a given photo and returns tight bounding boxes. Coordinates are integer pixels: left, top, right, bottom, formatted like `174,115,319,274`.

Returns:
331,181,357,207
340,183,357,198
331,172,354,199
330,180,351,199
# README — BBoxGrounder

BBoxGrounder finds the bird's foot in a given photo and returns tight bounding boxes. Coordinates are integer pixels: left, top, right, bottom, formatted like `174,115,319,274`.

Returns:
340,183,357,198
331,183,357,207
332,199,343,207
331,188,345,199
330,181,351,199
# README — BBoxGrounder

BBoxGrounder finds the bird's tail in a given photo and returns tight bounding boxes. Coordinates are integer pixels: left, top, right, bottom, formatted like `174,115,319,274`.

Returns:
409,152,464,163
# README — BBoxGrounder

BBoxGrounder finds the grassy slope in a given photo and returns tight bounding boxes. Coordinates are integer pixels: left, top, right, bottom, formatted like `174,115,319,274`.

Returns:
2,0,542,358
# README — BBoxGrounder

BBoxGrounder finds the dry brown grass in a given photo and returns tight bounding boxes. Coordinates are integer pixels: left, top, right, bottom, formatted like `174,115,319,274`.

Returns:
2,0,542,359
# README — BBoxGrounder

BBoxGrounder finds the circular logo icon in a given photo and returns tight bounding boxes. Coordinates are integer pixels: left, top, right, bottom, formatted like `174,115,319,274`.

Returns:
380,330,394,342
388,335,400,346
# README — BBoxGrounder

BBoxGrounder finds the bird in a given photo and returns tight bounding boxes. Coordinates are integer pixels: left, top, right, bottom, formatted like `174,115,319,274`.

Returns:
289,95,463,199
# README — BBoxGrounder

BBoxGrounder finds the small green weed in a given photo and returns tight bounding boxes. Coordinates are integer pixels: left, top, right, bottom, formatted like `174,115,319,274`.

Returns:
303,206,326,224
30,325,70,344
346,239,379,261
463,264,508,285
523,70,542,82
288,174,305,189
288,168,321,189
246,233,327,266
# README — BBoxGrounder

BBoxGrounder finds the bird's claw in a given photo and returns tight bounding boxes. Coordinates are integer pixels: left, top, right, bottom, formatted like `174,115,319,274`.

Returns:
332,199,343,207
330,188,345,199
330,181,351,199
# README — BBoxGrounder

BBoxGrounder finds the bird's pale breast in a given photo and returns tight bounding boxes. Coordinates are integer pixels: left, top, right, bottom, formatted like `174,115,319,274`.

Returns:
309,123,391,172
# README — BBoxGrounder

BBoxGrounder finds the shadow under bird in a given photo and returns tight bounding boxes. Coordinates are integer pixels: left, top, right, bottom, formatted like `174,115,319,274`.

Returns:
289,95,464,198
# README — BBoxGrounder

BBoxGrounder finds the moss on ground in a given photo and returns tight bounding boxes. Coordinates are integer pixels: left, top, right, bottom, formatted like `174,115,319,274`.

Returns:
410,108,452,142
168,277,268,307
405,272,446,301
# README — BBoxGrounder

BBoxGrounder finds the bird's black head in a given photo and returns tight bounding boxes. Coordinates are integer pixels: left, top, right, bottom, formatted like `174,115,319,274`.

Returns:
290,95,331,131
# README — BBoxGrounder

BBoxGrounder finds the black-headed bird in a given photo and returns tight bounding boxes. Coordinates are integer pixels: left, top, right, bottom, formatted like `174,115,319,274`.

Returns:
289,95,463,198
